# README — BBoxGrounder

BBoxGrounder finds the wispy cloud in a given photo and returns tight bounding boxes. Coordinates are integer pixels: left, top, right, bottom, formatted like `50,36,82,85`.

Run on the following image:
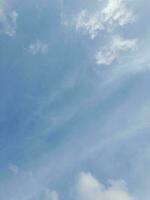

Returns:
77,172,135,200
0,0,18,36
0,1,149,200
96,35,137,65
75,9,103,39
8,164,19,175
27,40,49,55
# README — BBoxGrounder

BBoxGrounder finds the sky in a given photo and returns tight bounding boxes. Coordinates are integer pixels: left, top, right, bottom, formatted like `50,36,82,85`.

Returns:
0,0,150,199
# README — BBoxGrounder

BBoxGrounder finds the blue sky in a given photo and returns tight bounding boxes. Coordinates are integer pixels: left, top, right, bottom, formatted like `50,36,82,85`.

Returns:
0,0,150,199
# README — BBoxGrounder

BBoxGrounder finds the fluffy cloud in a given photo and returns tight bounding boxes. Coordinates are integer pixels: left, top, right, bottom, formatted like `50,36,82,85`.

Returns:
0,0,18,36
77,172,135,200
96,35,137,65
27,40,49,55
75,0,135,39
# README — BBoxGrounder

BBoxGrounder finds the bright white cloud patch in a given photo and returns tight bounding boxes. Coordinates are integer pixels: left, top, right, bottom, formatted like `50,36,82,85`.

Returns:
77,172,135,200
0,0,18,36
28,40,48,55
101,0,135,27
74,0,135,39
96,35,137,65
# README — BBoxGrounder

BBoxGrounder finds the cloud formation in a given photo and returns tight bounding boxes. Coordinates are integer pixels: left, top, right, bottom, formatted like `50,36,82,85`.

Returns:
0,0,18,36
96,35,137,65
77,172,135,200
64,0,137,68
75,0,135,39
101,0,135,27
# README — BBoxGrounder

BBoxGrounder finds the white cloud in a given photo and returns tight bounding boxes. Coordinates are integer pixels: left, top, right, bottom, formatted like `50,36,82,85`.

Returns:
0,0,18,36
96,35,137,65
75,9,104,39
74,0,135,39
77,172,135,200
64,0,138,69
101,0,135,27
28,40,48,55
